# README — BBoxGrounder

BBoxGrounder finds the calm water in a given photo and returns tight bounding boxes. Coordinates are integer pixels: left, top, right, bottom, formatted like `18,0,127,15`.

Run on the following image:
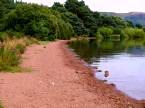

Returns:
69,39,145,100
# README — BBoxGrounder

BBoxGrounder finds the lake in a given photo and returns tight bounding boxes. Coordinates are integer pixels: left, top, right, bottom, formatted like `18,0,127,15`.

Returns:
69,39,145,100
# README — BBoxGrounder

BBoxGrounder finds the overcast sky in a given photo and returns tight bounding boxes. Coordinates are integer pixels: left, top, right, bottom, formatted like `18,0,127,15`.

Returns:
22,0,145,13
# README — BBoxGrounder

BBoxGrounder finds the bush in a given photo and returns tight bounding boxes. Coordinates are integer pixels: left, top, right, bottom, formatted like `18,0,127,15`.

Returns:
133,29,145,38
113,28,122,34
97,27,113,39
120,31,129,39
0,48,20,69
1,3,74,40
0,32,9,41
123,28,145,39
6,30,24,38
0,37,31,72
143,27,145,32
0,31,24,42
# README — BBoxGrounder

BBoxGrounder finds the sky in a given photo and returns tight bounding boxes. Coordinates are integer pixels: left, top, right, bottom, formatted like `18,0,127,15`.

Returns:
21,0,145,13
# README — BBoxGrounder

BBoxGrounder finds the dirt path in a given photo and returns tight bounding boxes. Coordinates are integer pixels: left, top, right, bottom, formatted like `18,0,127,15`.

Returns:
0,40,144,108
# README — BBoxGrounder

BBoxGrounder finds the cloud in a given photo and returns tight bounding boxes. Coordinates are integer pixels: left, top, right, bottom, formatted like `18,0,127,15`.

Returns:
87,0,145,13
22,0,145,13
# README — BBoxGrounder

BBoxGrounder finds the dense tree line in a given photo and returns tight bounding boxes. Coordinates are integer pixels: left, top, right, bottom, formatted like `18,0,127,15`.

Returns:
0,0,15,20
1,3,74,40
0,0,134,40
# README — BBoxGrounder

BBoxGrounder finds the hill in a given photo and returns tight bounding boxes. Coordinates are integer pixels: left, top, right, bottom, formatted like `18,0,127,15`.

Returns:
101,12,145,26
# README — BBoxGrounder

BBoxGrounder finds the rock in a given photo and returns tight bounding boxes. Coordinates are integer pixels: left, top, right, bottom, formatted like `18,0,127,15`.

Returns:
104,71,109,77
92,66,98,69
102,80,107,82
97,70,102,72
110,83,116,87
43,46,46,48
94,67,98,69
75,71,79,73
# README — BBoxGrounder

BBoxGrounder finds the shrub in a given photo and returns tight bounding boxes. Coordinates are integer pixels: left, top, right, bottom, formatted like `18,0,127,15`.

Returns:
0,37,30,72
0,48,20,70
113,28,122,34
143,27,145,32
0,32,9,41
123,28,145,39
6,30,24,38
2,3,74,40
133,29,145,38
97,27,113,39
120,30,129,39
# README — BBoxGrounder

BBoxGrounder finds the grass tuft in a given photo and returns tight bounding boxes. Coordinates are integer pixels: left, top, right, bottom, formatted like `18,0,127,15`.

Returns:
0,37,36,72
0,102,3,108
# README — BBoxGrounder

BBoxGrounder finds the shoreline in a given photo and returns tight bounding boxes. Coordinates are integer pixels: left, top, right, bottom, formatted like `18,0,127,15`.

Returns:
61,40,145,107
0,40,144,108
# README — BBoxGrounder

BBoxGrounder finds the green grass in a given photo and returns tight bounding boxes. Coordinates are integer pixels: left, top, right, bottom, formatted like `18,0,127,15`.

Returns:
0,37,34,73
0,102,3,108
0,105,3,108
1,67,32,73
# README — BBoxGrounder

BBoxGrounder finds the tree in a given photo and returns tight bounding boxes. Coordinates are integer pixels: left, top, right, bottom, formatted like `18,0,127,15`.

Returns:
135,24,143,28
65,0,99,36
65,0,80,15
97,27,113,38
52,2,67,13
52,2,88,36
1,3,74,40
0,0,15,18
63,12,88,36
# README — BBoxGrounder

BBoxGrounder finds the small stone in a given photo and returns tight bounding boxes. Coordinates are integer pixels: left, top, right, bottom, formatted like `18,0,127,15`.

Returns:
110,83,116,87
104,71,109,77
94,67,98,69
75,71,79,73
97,70,102,72
43,46,46,48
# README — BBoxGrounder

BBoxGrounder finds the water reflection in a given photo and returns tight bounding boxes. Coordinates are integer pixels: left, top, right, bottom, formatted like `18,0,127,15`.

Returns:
69,39,145,100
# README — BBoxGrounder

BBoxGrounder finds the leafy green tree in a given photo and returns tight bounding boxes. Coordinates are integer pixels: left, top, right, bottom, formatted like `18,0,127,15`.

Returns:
65,0,99,36
126,20,134,27
97,27,113,38
65,0,80,15
135,24,143,28
98,16,129,28
52,2,88,36
52,2,67,13
0,0,139,40
123,28,145,39
63,12,88,36
2,3,74,40
0,0,15,18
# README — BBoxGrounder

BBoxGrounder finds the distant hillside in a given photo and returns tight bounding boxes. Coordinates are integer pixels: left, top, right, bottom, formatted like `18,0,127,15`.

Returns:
101,12,145,26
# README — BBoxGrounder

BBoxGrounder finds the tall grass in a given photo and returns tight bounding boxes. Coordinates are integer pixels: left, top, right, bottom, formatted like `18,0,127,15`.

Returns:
0,37,32,72
0,101,3,108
